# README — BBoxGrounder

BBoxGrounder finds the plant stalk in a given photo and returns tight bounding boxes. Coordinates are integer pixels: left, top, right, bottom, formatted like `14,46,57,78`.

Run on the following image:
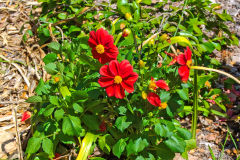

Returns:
190,66,240,84
191,62,198,139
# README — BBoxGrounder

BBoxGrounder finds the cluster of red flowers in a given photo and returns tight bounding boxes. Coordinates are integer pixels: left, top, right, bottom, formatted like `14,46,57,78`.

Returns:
146,77,169,109
88,28,138,99
168,46,192,83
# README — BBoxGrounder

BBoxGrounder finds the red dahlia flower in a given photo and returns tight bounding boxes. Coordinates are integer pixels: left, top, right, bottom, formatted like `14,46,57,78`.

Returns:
99,121,107,132
147,92,168,109
147,92,161,107
148,77,169,91
98,60,138,99
177,46,192,82
21,111,31,122
88,28,119,64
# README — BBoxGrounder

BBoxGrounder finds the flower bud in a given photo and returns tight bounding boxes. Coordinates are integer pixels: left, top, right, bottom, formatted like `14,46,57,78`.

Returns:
160,34,169,42
122,28,131,37
125,13,133,21
54,76,60,83
120,23,126,30
142,91,147,100
139,60,145,68
148,38,155,46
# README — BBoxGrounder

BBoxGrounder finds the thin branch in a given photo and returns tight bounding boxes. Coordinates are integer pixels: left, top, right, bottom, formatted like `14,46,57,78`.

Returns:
0,55,30,88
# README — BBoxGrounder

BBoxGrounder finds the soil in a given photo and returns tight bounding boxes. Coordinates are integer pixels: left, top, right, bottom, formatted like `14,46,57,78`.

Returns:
0,0,239,159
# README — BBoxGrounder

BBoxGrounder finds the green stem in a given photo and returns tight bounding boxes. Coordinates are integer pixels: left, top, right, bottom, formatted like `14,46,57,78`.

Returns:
191,57,198,139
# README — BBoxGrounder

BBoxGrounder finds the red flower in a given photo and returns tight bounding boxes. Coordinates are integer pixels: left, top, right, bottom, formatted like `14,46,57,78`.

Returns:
21,111,31,122
147,92,161,107
165,51,177,66
99,121,107,132
98,60,138,99
88,28,119,64
149,77,169,91
177,46,192,82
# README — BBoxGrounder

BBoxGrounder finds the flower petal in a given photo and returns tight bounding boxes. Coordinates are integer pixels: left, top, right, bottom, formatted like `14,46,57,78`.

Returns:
147,92,161,107
109,60,120,76
21,111,31,122
185,46,192,61
156,80,170,91
121,81,134,93
177,54,187,65
99,65,114,77
123,72,138,86
114,84,125,99
178,65,189,77
119,60,133,78
98,77,114,87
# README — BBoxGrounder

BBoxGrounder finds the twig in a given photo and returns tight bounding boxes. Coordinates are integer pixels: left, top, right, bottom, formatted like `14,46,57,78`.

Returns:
12,105,24,160
55,26,65,42
54,153,71,160
0,100,27,104
0,55,30,88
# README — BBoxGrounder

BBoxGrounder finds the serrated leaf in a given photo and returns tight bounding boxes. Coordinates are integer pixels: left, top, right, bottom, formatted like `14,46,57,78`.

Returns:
176,127,192,140
62,116,82,136
44,63,57,74
35,79,50,95
73,103,83,113
113,139,127,158
26,96,42,103
48,42,60,51
49,96,58,105
115,116,132,132
177,88,189,101
98,134,115,154
58,13,67,19
54,109,64,121
60,86,71,98
42,138,53,156
82,114,100,131
165,134,186,153
26,137,42,154
43,53,57,64
126,138,149,156
154,123,170,138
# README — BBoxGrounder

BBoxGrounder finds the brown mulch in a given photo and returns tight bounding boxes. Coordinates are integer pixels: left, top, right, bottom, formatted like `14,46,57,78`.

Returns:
0,0,239,159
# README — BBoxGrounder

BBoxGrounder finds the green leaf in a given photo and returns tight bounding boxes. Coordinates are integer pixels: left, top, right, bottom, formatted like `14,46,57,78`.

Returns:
156,143,175,160
43,104,55,117
57,132,75,144
35,79,50,95
73,103,83,113
58,13,67,19
115,116,132,132
49,96,59,105
177,88,189,100
72,90,88,102
69,25,81,33
117,0,131,14
176,127,192,140
26,137,42,154
136,156,145,160
126,138,149,156
160,91,171,102
54,109,65,121
43,53,57,64
166,26,177,32
26,96,42,103
42,28,50,37
60,86,71,98
141,0,151,5
44,63,57,74
42,138,53,156
113,138,127,158
82,114,100,131
48,42,60,51
62,116,82,136
165,134,186,153
154,123,170,138
170,36,192,48
98,134,115,154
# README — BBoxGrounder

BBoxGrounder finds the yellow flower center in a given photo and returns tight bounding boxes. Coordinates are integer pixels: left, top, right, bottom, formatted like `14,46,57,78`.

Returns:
149,80,156,90
96,44,105,54
114,76,122,84
142,91,147,100
160,102,167,109
186,60,192,68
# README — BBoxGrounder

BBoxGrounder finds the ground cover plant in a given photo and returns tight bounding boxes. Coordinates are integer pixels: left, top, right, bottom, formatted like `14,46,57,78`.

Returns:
22,0,240,159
